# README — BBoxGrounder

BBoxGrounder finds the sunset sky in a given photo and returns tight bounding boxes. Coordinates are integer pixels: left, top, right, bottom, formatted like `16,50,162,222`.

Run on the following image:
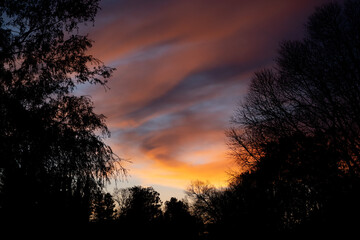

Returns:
80,0,334,201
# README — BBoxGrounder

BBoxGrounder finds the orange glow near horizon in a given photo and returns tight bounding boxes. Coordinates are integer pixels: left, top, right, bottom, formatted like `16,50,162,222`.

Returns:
83,0,334,200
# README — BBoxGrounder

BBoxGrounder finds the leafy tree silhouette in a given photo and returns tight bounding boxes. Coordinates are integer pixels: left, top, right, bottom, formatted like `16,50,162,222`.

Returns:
163,197,200,239
0,0,125,226
164,197,193,223
116,186,162,224
92,192,116,223
112,186,163,238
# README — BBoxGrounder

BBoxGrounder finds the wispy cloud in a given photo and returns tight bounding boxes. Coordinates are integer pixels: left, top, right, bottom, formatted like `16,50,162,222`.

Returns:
83,0,332,194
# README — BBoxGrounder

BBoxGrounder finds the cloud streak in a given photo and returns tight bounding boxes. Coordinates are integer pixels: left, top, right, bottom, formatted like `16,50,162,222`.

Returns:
83,0,334,197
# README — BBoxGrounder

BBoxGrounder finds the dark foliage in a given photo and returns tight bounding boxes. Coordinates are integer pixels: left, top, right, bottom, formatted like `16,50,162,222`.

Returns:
115,186,163,224
111,186,165,238
220,0,360,237
92,192,117,222
163,197,200,239
0,0,124,226
90,187,203,239
1,0,360,238
228,0,360,175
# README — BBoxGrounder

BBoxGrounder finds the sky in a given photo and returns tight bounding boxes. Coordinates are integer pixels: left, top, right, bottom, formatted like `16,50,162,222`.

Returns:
81,0,333,201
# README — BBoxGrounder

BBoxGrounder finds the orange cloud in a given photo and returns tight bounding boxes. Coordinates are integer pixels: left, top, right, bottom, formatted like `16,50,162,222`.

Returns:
129,144,235,189
82,0,334,198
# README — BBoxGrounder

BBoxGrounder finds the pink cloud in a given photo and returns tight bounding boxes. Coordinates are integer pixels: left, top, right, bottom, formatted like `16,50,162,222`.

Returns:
82,0,334,194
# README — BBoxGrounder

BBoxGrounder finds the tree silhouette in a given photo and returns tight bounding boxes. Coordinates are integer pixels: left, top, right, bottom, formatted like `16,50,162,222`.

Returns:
92,192,116,222
226,0,360,235
163,197,200,239
0,0,125,225
228,0,360,175
116,186,162,224
111,186,164,238
164,197,192,223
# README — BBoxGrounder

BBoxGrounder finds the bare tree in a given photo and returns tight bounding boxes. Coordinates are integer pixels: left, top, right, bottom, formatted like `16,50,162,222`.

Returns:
228,0,360,175
186,180,225,224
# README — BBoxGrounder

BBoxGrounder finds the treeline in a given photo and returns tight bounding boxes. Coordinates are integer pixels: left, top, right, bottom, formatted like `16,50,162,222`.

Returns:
1,0,360,238
88,186,201,239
